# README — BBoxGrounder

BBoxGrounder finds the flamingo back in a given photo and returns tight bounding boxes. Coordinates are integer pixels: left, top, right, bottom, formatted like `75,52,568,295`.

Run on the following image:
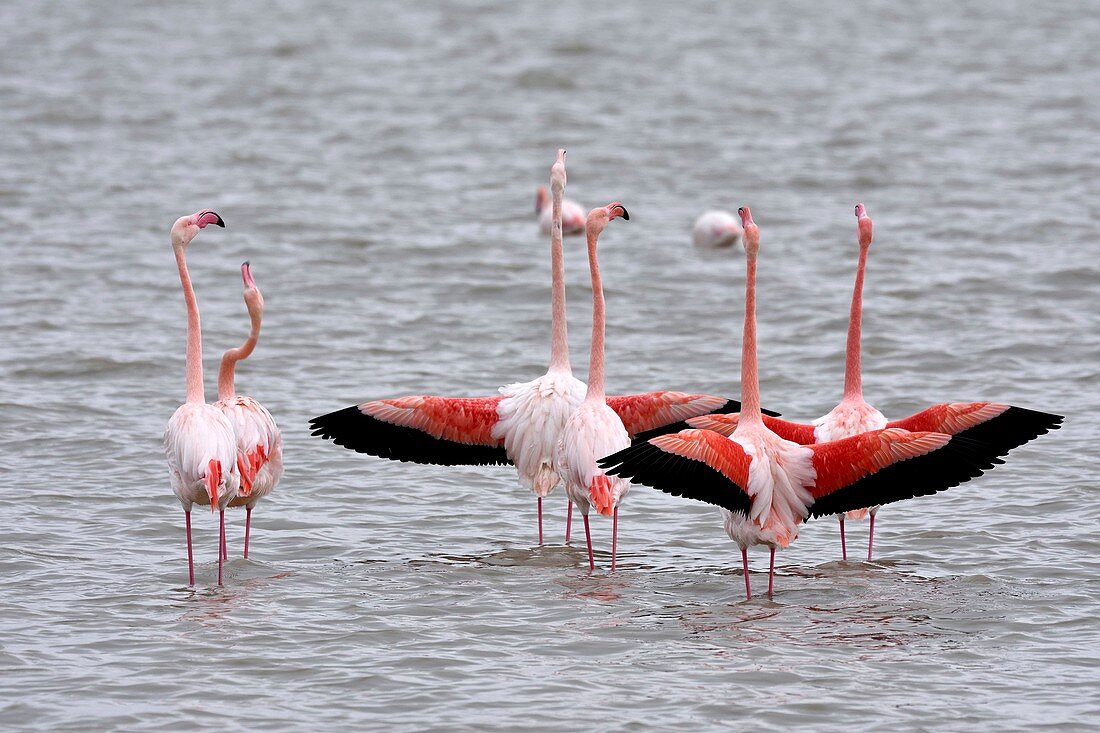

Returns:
217,395,283,502
493,370,586,497
732,425,816,547
164,402,239,511
813,400,887,443
555,401,631,516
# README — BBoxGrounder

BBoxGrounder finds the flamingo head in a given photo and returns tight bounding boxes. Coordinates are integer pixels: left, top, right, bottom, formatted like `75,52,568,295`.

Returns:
586,202,630,238
171,209,224,248
240,261,264,317
550,149,567,196
738,206,759,257
854,203,873,247
535,185,549,215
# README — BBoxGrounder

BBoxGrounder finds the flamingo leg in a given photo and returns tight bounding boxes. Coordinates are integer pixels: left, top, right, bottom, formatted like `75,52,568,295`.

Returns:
221,518,228,561
565,502,572,544
244,506,252,559
185,510,194,586
537,497,543,546
839,516,847,561
768,547,775,597
741,546,751,600
867,513,875,561
611,506,618,571
583,514,594,571
218,510,225,586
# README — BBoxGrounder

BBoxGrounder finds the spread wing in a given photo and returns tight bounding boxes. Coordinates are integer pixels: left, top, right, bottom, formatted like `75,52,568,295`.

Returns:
309,395,511,466
598,428,753,516
887,403,1062,457
685,413,816,443
807,428,1000,518
618,393,781,445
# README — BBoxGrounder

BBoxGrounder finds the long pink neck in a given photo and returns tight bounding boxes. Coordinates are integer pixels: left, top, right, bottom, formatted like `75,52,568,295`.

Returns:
218,306,261,401
584,227,606,401
548,185,570,372
843,244,869,400
174,246,205,404
739,253,762,424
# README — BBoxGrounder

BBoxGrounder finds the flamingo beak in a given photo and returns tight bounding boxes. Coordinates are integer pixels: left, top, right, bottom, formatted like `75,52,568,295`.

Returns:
241,261,256,289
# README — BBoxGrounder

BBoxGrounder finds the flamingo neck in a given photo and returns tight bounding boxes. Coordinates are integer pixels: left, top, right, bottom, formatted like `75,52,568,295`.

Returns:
843,244,869,401
218,305,261,401
548,185,570,373
739,253,762,424
174,246,205,404
584,227,606,401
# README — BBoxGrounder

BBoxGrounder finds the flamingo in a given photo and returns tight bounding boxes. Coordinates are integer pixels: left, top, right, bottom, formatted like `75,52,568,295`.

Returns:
682,204,1062,561
536,183,586,235
163,209,240,586
556,203,632,572
214,262,283,560
692,210,743,248
599,206,1007,599
311,151,746,545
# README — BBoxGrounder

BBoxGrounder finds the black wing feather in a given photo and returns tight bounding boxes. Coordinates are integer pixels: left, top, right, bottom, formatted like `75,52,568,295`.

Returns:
309,406,512,467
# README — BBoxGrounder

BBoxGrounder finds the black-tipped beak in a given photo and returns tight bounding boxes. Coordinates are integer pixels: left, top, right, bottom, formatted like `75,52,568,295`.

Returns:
214,214,225,227
619,207,630,221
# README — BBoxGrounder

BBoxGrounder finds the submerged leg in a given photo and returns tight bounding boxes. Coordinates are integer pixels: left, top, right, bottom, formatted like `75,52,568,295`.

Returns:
185,510,194,586
218,510,225,586
611,506,618,571
537,497,543,546
244,506,252,559
839,516,847,561
741,546,751,600
583,514,594,571
565,502,573,544
867,513,875,561
768,547,775,597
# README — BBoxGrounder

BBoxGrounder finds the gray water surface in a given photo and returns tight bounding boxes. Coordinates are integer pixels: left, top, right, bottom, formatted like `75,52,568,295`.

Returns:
2,1,1098,731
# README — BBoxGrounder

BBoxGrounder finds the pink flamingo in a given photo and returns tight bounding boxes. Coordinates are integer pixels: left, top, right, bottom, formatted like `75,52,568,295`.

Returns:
684,204,1061,560
215,262,283,560
556,203,632,571
536,183,586,235
600,207,1005,599
692,210,743,248
311,151,739,545
163,210,240,586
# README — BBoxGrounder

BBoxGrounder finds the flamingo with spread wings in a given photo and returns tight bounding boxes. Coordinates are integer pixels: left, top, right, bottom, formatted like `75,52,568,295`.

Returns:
600,207,1010,599
682,204,1061,560
163,210,240,586
310,151,747,544
215,262,283,560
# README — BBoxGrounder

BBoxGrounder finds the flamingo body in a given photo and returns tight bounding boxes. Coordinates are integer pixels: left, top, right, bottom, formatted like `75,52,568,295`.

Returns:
536,185,585,235
557,400,631,518
692,210,743,248
494,370,586,496
217,395,282,506
165,402,240,512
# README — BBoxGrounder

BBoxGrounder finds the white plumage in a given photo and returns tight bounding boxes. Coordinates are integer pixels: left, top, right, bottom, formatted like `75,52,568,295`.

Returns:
692,210,743,248
216,395,283,506
164,402,240,512
555,400,631,517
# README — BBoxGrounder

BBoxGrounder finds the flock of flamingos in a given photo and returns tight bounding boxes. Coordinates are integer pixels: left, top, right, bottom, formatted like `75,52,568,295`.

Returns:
164,150,1061,598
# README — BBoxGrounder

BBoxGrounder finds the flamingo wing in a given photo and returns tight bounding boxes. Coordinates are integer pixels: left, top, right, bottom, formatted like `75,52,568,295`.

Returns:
598,429,753,515
309,395,511,466
887,403,1062,457
684,413,815,443
619,393,781,444
806,428,1000,518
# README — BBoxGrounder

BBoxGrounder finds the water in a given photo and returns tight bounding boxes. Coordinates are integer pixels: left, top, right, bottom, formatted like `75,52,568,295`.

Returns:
1,1,1098,730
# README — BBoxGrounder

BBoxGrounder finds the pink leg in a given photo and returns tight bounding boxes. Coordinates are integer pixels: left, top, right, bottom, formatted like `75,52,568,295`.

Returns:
768,547,775,597
185,511,195,586
741,546,751,600
218,510,225,586
611,506,618,571
867,513,875,561
244,506,252,559
565,502,573,544
537,497,544,546
839,516,847,561
221,518,228,561
583,514,594,571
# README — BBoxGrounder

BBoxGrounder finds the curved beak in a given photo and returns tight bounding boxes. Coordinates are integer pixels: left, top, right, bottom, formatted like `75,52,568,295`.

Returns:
241,261,256,289
196,210,225,228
